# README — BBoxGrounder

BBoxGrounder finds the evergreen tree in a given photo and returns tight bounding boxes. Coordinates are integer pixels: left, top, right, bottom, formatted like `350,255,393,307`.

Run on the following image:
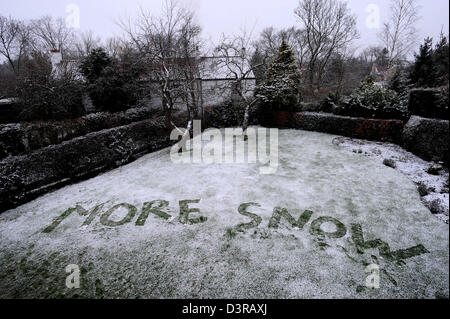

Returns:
250,48,267,86
79,48,113,83
376,48,390,68
388,67,409,95
433,34,449,85
79,48,144,112
409,37,438,87
255,40,301,109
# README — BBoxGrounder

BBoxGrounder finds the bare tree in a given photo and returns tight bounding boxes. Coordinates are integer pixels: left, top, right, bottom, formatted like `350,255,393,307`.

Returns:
177,13,203,119
323,46,358,95
105,36,125,59
215,30,265,136
31,16,75,55
378,0,420,66
294,0,359,92
119,0,202,129
255,26,308,66
361,46,383,64
0,15,30,75
75,31,101,57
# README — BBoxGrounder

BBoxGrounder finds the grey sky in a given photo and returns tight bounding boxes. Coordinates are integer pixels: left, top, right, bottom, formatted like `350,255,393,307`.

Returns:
1,0,449,55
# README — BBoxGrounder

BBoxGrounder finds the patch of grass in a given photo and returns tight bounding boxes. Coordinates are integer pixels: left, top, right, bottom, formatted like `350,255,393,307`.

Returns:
225,227,237,239
95,279,104,298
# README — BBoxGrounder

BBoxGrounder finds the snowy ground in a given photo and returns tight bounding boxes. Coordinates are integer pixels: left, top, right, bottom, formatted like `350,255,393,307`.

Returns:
0,128,448,298
334,137,449,224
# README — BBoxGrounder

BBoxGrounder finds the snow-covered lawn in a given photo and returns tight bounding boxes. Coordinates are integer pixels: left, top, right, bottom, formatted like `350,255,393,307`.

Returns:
334,137,449,224
0,128,448,298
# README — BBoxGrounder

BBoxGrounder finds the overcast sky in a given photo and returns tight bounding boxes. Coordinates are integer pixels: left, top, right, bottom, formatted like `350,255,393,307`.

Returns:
1,0,449,55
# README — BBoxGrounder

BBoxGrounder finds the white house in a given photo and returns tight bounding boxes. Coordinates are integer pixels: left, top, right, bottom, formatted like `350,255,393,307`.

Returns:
199,56,256,106
49,51,256,112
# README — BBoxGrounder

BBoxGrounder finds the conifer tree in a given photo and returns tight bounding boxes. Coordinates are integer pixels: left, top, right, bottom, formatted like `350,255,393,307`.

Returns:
255,40,301,109
433,34,449,85
409,37,438,87
388,68,409,95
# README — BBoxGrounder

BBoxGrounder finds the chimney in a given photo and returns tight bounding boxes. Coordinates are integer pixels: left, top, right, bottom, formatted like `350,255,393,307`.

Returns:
50,49,62,76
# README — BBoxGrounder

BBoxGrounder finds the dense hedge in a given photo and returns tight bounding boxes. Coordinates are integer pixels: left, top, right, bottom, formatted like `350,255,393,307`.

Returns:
401,116,449,165
320,81,409,120
0,116,173,212
203,100,245,128
0,101,21,124
408,87,448,120
290,112,405,143
267,111,405,143
0,107,160,159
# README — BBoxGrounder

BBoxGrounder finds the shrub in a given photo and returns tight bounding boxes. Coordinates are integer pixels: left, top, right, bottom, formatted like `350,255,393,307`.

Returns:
17,79,85,122
424,199,445,215
335,78,409,120
383,158,396,168
417,182,429,196
319,92,342,114
205,100,245,128
15,53,85,122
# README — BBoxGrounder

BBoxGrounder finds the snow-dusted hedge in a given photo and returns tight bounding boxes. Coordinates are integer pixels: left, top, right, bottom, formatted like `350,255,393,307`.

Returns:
0,106,159,159
0,117,173,212
401,116,449,165
320,81,409,120
203,100,245,128
408,87,448,120
284,111,405,143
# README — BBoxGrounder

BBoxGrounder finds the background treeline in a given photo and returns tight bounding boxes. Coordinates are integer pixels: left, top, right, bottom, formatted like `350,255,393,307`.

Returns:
0,0,448,125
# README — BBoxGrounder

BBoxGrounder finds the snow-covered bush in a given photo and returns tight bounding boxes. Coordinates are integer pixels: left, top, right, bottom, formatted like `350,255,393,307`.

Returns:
319,92,342,114
331,78,409,120
255,40,301,111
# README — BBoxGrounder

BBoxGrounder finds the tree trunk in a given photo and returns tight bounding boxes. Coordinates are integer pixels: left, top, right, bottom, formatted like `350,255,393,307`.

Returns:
242,104,251,140
162,91,173,129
